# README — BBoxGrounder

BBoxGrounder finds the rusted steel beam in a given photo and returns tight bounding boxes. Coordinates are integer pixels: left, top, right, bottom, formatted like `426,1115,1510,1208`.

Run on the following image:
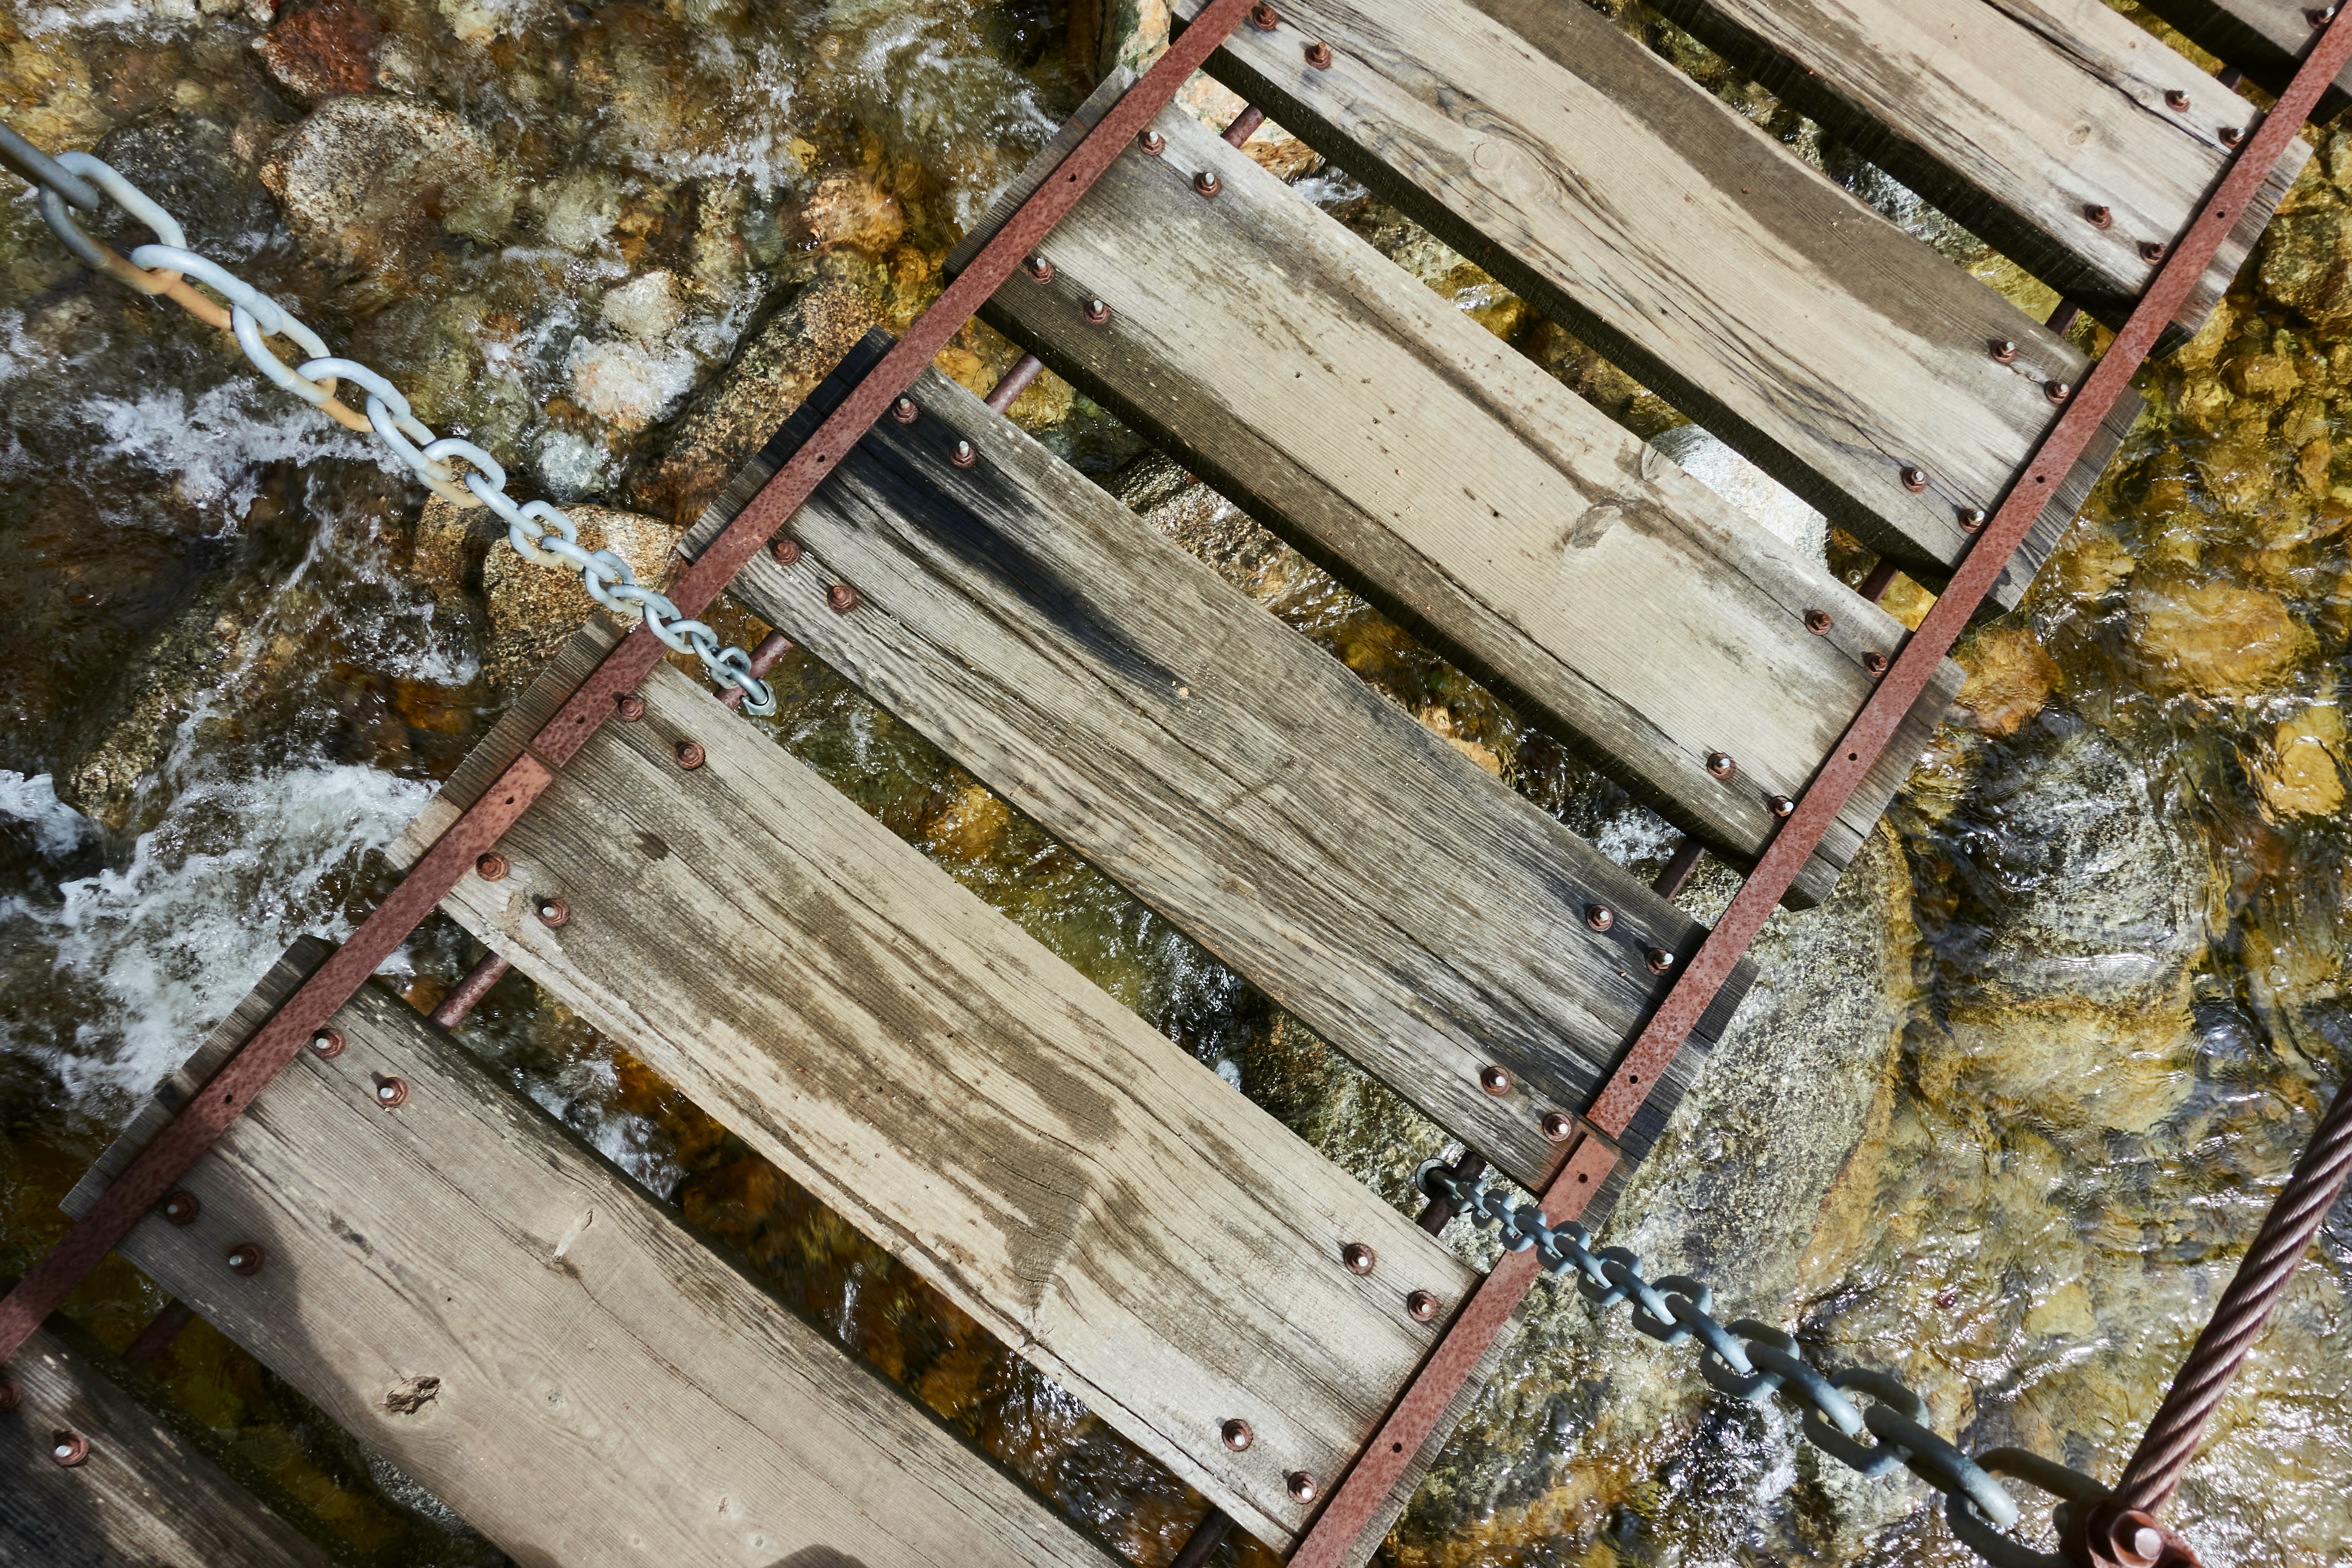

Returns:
1650,838,1706,900
428,950,511,1029
983,353,1047,413
1282,12,2352,1563
718,629,795,710
119,1297,197,1374
0,0,1260,1375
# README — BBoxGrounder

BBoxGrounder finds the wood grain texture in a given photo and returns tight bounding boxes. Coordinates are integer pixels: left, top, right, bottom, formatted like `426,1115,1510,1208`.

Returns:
1167,0,2144,603
408,637,1484,1547
683,336,1750,1188
949,74,1962,909
1647,0,2305,334
2131,0,2352,120
68,940,1120,1568
2,1323,335,1568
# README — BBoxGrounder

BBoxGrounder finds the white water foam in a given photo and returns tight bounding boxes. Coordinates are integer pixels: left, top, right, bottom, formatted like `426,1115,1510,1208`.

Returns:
80,380,379,526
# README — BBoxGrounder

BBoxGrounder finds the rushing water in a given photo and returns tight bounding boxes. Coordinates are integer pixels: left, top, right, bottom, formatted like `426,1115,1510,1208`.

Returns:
0,0,2346,1563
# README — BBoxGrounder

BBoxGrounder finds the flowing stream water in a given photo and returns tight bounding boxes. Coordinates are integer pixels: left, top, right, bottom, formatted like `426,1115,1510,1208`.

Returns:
0,0,2346,1563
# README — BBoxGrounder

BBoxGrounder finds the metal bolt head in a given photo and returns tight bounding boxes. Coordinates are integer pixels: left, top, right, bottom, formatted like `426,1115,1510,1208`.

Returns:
162,1191,200,1226
2164,88,2191,110
1286,1470,1318,1504
226,1243,265,1277
772,539,802,568
1249,2,1279,29
1138,129,1166,155
1991,338,2018,363
1406,1290,1442,1321
2139,240,2166,263
1539,1110,1574,1142
952,439,977,468
1899,465,1929,493
1645,946,1675,974
1584,903,1614,931
615,693,646,722
374,1076,410,1109
1024,254,1054,282
675,740,705,771
1705,750,1736,779
1863,651,1890,676
891,396,918,424
1959,507,1988,531
2220,125,2244,147
828,582,859,614
1478,1063,1512,1096
1804,608,1832,635
2311,7,2339,26
2084,202,2113,229
1221,1418,1255,1451
1084,297,1114,323
49,1431,88,1467
1767,794,1795,819
1341,1241,1377,1275
475,851,509,882
536,897,570,928
309,1028,345,1059
1193,170,1222,198
2045,380,2072,404
1305,39,1332,67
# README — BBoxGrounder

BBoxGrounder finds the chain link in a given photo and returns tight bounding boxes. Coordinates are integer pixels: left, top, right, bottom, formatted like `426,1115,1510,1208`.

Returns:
1418,1160,2104,1566
7,138,776,717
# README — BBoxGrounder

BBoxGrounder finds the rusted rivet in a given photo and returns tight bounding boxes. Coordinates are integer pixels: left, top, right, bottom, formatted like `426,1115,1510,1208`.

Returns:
1706,751,1736,780
1406,1290,1441,1321
475,851,509,882
1341,1242,1377,1275
1584,903,1614,931
1478,1064,1512,1096
1138,129,1165,155
891,396,918,424
1024,254,1054,282
1249,2,1279,29
49,1431,89,1467
309,1028,344,1059
162,1191,201,1225
374,1076,409,1109
772,539,802,567
2311,7,2338,27
1193,170,1222,198
2046,380,2072,404
2084,203,2113,230
616,693,646,722
675,740,705,771
1768,794,1795,818
1863,651,1890,676
1539,1110,1575,1142
226,1243,264,1277
2219,125,2244,147
952,438,977,468
2139,240,2166,263
1991,339,2018,363
1804,608,1832,635
1305,39,1332,67
829,583,858,614
2164,88,2191,110
0,1379,17,1412
536,897,570,928
1286,1471,1318,1504
1645,947,1674,974
1900,466,1929,493
1221,1418,1255,1451
1959,507,1988,531
1084,297,1114,323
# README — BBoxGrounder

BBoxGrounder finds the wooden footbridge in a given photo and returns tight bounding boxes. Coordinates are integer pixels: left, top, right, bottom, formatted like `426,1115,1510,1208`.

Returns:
6,0,2347,1562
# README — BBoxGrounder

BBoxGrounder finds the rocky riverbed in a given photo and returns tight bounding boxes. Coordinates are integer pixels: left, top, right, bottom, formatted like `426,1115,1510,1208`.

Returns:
1,0,2346,1563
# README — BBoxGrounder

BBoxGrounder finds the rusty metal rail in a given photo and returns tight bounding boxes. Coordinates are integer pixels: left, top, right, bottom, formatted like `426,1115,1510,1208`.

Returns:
1281,9,2352,1565
0,0,1263,1373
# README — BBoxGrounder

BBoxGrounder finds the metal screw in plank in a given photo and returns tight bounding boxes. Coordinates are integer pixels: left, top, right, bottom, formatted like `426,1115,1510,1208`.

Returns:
1406,1290,1442,1321
2085,203,2114,229
675,739,705,770
2140,241,2168,263
772,539,802,567
1959,507,1988,532
1645,947,1675,974
225,1243,263,1277
1584,903,1614,931
1991,338,2018,362
952,439,978,468
2046,380,2073,403
309,1029,343,1059
1193,170,1222,198
1900,465,1929,492
49,1431,88,1467
1138,129,1166,155
1478,1064,1512,1096
828,583,859,614
161,1192,199,1225
1023,255,1054,282
374,1077,409,1109
1083,293,1112,320
1306,40,1332,67
1250,2,1279,28
1767,794,1795,818
475,851,509,881
1286,1471,1318,1504
1221,1418,1254,1451
1804,609,1833,634
2165,89,2192,109
891,395,919,424
1705,751,1736,779
536,897,570,928
615,693,646,721
1341,1243,1377,1276
2220,126,2244,147
1539,1111,1575,1143
1863,651,1890,676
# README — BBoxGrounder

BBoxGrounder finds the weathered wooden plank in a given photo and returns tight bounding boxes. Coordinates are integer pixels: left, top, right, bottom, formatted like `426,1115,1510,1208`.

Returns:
680,335,1751,1189
949,74,1961,909
2131,0,2352,121
2,1322,335,1568
399,637,1485,1549
66,941,1120,1568
1167,0,2144,604
1647,0,2305,334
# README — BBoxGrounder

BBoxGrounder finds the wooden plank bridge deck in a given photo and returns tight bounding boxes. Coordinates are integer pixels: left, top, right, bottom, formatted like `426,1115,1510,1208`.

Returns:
13,0,2327,1559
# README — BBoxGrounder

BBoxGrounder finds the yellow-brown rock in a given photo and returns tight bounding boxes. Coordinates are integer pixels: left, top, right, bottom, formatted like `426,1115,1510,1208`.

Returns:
1956,623,2060,736
2255,703,2347,818
797,171,906,255
2126,572,2314,698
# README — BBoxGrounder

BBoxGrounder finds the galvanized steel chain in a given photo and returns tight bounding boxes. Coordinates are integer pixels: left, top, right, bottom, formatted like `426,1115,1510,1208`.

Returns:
3,134,776,716
1417,1161,2117,1567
